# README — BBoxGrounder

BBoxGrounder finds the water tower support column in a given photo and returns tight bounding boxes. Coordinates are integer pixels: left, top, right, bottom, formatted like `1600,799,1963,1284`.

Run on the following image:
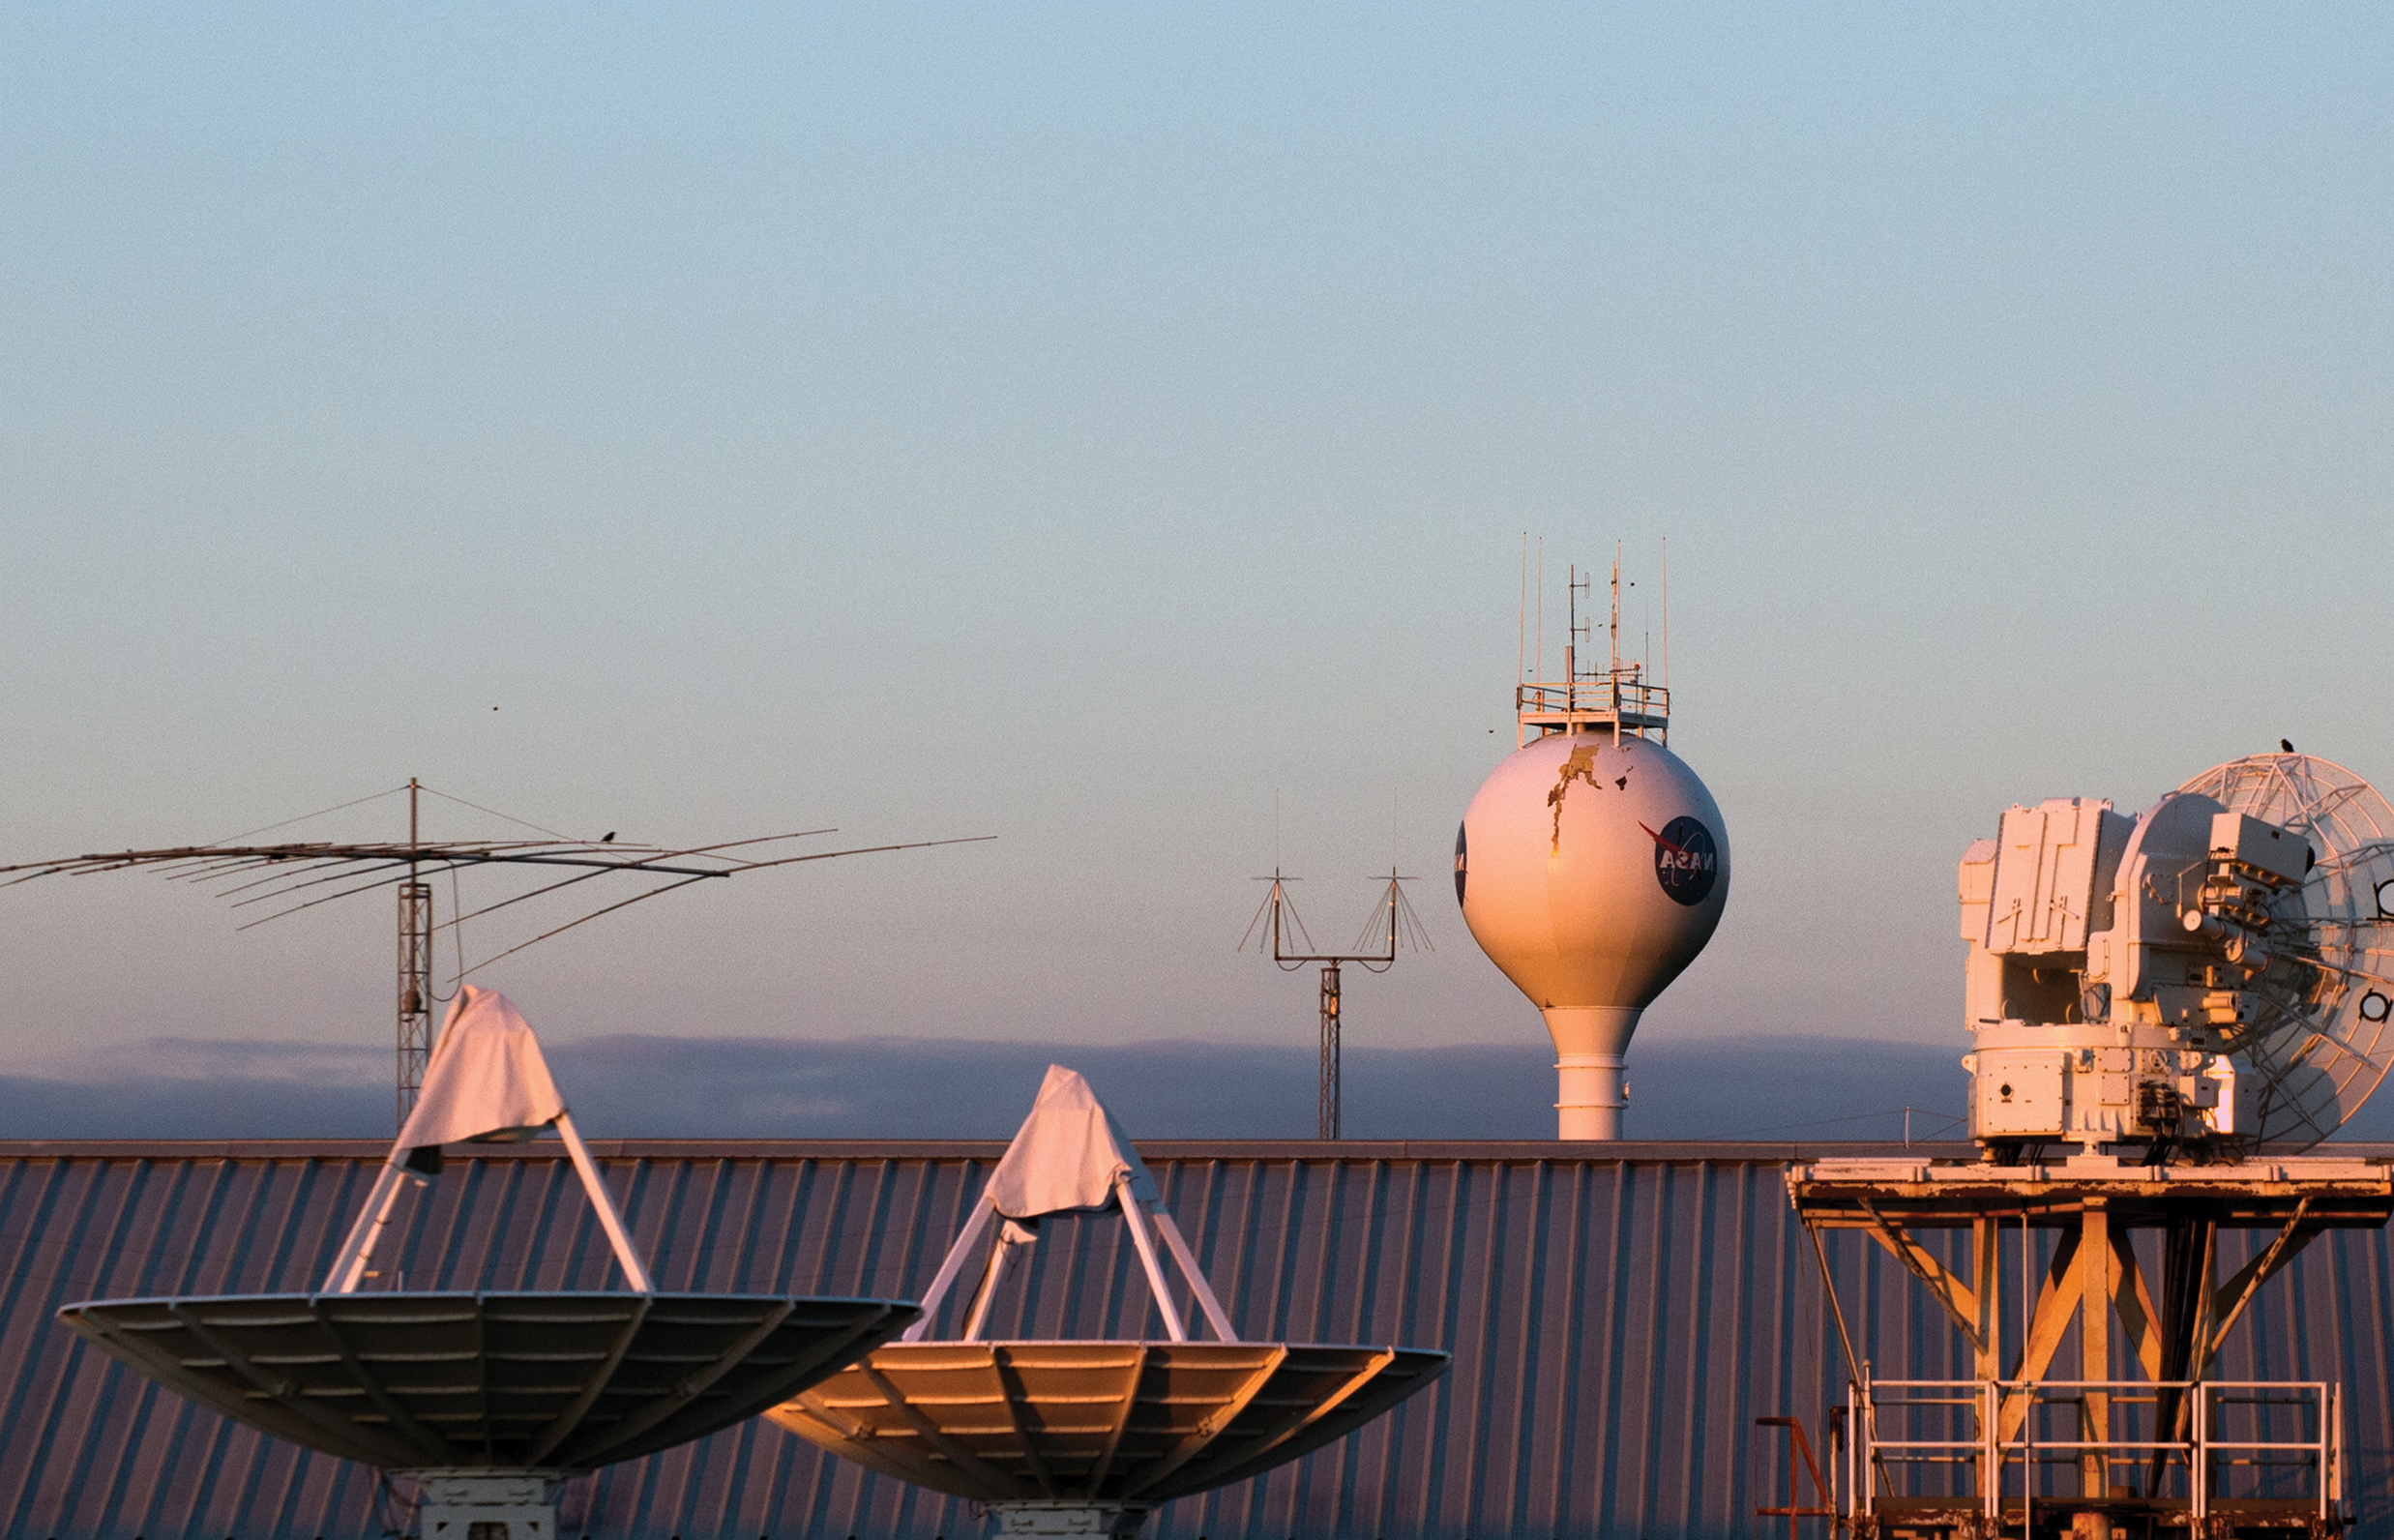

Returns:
1546,1006,1639,1140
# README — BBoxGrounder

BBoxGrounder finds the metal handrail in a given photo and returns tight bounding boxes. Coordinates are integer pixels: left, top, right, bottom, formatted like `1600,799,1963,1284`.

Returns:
1849,1371,2337,1525
1513,670,1670,749
1516,679,1668,713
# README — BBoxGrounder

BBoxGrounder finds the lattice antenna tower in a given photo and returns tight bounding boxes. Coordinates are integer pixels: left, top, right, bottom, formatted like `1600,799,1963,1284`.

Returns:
399,779,432,1121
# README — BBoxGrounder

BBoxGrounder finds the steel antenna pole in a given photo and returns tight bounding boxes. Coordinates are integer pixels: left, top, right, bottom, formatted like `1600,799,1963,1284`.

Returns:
1246,867,1420,1143
397,778,433,1129
1319,961,1341,1140
1318,871,1399,1140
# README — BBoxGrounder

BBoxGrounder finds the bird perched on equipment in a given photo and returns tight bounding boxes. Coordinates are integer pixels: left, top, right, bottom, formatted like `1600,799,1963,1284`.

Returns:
602,831,616,843
2282,739,2296,754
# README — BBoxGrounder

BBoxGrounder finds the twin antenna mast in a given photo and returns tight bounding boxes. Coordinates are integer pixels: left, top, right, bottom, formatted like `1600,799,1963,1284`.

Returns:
1,778,990,1128
1241,869,1431,1140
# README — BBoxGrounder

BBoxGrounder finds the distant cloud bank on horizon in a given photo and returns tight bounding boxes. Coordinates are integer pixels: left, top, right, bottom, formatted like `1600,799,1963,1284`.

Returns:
4,1032,1972,1143
17,1032,2394,1146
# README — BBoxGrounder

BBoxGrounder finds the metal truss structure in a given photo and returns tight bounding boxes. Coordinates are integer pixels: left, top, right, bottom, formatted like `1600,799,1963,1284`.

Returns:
1790,1154,2394,1540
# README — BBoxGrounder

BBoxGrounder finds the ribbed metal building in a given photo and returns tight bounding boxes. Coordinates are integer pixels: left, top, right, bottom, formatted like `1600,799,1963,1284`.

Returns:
2,1139,2387,1540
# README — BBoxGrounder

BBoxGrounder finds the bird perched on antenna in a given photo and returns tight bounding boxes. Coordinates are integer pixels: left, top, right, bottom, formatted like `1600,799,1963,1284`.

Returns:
602,831,616,843
2283,739,2296,754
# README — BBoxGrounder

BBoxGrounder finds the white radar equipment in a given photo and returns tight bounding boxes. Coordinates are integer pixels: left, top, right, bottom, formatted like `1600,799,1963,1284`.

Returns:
1786,748,2394,1540
1456,547,1729,1139
1962,751,2394,1156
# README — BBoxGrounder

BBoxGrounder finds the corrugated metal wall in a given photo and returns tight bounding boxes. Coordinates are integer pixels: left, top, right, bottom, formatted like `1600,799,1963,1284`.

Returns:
0,1140,2385,1540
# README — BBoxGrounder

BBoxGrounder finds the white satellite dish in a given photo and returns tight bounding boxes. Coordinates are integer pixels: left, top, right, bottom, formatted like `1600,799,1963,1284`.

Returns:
769,1066,1447,1537
2175,753,2394,1147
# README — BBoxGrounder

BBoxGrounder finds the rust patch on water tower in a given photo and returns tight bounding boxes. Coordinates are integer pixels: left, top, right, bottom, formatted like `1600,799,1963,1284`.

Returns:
1547,742,1611,848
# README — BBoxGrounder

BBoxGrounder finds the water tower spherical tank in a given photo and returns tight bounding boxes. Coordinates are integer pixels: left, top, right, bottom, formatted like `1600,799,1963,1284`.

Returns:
1456,731,1729,1139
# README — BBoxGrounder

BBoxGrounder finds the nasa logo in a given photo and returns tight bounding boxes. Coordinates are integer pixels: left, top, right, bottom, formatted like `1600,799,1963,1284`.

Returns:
1646,815,1719,906
1453,823,1467,906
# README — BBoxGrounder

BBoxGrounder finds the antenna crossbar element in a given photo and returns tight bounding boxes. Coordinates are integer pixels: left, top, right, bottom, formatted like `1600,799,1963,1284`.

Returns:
1241,870,1432,1140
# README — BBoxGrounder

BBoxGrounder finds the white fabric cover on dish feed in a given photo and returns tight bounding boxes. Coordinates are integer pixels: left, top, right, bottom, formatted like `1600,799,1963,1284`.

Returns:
392,986,566,1169
983,1064,1159,1221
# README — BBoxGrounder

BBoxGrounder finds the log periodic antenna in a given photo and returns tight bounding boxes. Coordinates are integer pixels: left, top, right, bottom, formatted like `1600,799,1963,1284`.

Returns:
1239,865,1432,1140
0,779,993,1130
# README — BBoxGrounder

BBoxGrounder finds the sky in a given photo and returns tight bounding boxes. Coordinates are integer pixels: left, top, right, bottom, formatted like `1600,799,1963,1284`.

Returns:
3,5,2391,1137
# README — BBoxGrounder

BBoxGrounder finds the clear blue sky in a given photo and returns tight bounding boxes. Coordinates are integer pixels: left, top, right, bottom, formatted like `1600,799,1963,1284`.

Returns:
4,4,2389,1087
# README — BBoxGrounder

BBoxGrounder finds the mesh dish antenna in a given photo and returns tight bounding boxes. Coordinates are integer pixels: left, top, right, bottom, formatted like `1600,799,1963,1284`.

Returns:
2174,754,2394,1146
1961,751,2394,1157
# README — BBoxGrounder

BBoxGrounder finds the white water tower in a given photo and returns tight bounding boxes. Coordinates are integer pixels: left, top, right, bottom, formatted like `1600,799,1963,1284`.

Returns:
1456,552,1729,1139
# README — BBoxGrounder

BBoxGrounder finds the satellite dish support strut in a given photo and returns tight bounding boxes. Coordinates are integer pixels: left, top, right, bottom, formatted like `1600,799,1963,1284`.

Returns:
324,1110,652,1294
904,1174,1235,1345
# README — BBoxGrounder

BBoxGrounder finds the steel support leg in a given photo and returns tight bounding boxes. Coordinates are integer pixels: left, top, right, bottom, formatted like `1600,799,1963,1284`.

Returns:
2081,1202,2113,1498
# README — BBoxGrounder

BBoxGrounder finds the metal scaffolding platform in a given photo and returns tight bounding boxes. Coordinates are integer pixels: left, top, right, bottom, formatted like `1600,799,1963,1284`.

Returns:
1789,1154,2394,1540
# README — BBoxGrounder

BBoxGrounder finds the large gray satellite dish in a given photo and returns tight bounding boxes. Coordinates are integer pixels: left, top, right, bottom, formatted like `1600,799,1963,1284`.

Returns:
60,1291,913,1470
55,989,921,1540
2176,753,2394,1148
